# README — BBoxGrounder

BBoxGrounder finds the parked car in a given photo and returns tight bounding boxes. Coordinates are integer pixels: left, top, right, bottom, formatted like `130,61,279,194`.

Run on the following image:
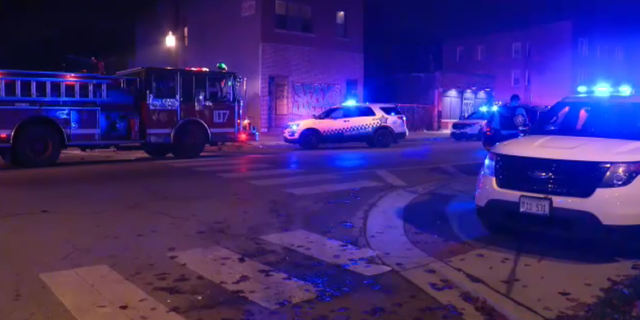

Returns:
451,106,495,141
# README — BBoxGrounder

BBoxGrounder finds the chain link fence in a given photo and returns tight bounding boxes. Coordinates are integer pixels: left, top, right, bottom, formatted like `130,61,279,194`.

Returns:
397,104,437,131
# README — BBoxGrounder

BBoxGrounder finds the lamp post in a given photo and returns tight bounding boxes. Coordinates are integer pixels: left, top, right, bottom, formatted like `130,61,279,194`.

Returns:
165,31,176,48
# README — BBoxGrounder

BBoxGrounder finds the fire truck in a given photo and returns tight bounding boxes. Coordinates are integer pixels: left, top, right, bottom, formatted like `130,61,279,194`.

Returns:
0,66,257,167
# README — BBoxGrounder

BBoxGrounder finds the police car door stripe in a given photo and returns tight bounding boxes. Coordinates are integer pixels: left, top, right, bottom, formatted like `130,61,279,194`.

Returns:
170,246,316,309
249,174,339,186
261,230,392,276
285,180,383,195
40,265,185,320
218,168,303,178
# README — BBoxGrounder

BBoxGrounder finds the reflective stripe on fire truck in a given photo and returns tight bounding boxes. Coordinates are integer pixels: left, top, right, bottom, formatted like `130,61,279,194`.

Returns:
147,129,172,134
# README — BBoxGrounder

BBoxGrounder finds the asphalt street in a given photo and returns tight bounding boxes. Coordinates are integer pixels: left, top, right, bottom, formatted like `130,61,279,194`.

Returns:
1,137,638,320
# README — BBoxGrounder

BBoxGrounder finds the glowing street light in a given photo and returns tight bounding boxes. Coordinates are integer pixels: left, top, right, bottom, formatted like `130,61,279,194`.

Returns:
165,31,176,47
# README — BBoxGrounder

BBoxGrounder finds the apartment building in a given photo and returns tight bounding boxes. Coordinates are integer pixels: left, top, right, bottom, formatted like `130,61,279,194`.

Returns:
133,0,364,132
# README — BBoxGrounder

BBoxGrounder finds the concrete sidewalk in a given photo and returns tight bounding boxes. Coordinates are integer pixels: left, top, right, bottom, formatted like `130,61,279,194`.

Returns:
251,131,451,146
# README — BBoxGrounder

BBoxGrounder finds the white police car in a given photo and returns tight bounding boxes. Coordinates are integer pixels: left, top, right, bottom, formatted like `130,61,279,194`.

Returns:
283,101,408,149
451,106,496,141
476,84,640,238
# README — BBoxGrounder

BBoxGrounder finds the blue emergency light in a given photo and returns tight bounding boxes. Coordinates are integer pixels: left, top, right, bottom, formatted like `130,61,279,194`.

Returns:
479,105,498,112
342,99,358,107
576,83,633,96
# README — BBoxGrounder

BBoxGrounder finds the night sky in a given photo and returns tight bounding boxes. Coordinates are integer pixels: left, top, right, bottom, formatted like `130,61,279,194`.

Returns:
0,0,632,75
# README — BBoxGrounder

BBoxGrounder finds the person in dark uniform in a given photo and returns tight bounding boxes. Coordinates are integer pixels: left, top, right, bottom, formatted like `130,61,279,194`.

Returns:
482,94,530,150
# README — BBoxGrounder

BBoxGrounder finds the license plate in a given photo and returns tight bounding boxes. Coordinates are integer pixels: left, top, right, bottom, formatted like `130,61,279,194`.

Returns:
519,196,551,215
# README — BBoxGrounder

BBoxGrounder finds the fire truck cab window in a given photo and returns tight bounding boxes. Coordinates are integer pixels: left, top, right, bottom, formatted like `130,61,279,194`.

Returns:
64,82,76,98
79,83,90,98
50,82,62,98
93,83,105,99
207,75,233,102
152,74,177,99
34,81,46,97
3,80,17,97
19,80,32,97
181,74,195,102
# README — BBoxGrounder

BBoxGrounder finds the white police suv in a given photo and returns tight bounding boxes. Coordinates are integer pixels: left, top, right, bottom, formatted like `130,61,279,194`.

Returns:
451,106,496,141
476,84,640,237
283,101,408,149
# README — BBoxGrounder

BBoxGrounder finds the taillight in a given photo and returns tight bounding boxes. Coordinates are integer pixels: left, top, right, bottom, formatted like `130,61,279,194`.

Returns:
238,133,248,141
398,116,406,122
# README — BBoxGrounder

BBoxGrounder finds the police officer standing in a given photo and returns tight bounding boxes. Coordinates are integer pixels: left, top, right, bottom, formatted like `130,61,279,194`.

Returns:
484,94,529,148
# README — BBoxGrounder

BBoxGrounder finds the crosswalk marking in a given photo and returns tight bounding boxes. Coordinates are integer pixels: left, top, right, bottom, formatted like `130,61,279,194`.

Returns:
261,230,391,276
375,169,407,187
285,180,383,195
40,265,184,320
170,159,250,167
171,246,316,309
219,168,303,178
249,174,339,186
194,164,273,172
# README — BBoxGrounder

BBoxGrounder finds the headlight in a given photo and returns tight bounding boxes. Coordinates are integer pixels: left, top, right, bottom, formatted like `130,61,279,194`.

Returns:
600,163,640,188
288,124,299,131
482,153,496,177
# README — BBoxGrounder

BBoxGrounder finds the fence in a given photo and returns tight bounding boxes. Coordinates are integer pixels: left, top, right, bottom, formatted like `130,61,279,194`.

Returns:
397,104,437,131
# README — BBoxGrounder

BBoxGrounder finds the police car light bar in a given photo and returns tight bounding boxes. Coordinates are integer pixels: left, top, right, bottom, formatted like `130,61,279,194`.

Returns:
342,99,358,106
576,83,633,96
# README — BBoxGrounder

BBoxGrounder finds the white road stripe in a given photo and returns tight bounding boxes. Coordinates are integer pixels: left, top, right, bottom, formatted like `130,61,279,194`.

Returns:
170,159,249,167
442,165,465,177
375,170,407,186
249,174,339,186
171,246,316,309
219,168,303,178
285,180,383,195
39,265,184,320
160,155,272,164
194,164,273,172
261,230,391,276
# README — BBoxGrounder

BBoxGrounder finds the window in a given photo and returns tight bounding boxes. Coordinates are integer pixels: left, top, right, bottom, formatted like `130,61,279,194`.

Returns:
329,108,344,119
93,83,105,99
576,69,586,85
578,38,588,56
19,80,32,97
181,74,194,102
79,83,90,98
350,107,376,117
318,107,342,119
207,75,234,102
64,82,76,98
184,26,188,46
3,79,17,97
50,82,62,98
152,74,177,99
512,70,521,87
336,11,346,38
512,42,522,58
456,46,464,62
275,1,313,34
615,46,624,61
477,45,485,61
379,106,403,116
526,42,531,58
34,81,46,97
525,70,530,86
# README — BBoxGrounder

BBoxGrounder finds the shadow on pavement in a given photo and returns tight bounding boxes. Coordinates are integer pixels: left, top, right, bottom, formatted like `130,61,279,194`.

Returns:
403,192,640,264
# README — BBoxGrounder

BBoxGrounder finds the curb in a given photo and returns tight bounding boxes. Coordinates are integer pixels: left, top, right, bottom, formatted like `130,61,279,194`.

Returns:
364,183,545,320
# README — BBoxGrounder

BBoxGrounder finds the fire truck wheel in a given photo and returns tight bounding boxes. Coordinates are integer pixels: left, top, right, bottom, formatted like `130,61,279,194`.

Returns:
13,125,62,167
299,130,321,150
373,128,393,148
172,123,208,159
143,144,171,158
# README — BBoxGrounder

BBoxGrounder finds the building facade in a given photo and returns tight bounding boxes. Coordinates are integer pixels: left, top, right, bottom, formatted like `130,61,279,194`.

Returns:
442,20,640,121
133,0,364,132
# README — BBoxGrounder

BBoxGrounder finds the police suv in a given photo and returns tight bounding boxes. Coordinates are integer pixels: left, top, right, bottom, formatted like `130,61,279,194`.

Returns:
283,101,408,149
451,106,496,141
476,84,640,237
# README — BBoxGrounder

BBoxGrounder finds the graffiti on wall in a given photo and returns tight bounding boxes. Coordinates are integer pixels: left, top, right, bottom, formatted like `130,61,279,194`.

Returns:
291,83,342,116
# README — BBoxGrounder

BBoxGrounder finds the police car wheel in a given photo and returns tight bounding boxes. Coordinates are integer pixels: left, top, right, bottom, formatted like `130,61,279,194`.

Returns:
373,129,393,148
299,130,321,149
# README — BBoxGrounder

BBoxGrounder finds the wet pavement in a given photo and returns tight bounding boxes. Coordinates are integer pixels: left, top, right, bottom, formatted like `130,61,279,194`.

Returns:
3,138,636,320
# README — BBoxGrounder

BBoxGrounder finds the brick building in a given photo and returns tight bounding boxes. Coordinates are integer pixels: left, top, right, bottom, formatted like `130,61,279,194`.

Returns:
442,20,640,121
133,0,364,132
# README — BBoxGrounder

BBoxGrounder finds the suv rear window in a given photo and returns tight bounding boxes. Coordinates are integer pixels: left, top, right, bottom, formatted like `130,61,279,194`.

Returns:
379,106,403,116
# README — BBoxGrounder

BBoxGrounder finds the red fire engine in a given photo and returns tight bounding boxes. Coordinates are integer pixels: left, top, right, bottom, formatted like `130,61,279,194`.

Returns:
0,66,257,167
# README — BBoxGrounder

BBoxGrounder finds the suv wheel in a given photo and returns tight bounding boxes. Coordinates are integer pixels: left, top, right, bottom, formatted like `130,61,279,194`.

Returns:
373,129,393,148
299,130,321,149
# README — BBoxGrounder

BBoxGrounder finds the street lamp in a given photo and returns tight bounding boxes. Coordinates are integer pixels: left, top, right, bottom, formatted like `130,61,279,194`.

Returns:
165,31,176,48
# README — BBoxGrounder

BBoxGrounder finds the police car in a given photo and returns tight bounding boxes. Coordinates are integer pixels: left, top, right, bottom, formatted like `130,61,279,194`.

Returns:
451,106,496,141
283,101,408,149
476,84,640,238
